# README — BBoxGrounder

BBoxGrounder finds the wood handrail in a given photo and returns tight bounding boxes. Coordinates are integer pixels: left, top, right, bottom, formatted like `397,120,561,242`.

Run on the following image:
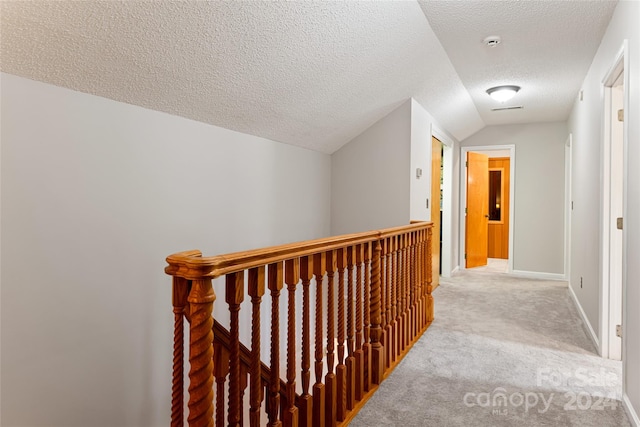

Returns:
166,222,430,280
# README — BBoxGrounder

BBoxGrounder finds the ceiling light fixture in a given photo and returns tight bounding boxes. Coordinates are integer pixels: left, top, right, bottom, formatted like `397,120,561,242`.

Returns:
486,85,521,103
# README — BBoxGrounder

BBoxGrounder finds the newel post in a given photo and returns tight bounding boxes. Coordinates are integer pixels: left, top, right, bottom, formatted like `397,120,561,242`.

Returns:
187,278,216,427
369,238,385,384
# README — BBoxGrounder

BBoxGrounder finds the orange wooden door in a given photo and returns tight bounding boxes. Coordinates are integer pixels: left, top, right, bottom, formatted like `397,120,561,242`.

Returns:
431,137,441,287
466,152,489,268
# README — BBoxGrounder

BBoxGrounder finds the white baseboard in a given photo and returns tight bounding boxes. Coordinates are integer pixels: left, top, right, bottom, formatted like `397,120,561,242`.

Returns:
624,393,640,427
509,269,566,281
451,266,459,275
568,283,601,354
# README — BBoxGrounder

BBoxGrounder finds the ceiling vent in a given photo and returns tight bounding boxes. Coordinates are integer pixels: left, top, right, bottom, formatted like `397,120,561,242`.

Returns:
491,106,524,111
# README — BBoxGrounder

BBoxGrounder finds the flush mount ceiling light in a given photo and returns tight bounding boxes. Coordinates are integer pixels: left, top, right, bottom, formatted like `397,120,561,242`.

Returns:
486,85,521,103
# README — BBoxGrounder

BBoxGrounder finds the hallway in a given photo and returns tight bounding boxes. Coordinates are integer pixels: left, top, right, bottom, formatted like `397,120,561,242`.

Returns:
351,271,630,426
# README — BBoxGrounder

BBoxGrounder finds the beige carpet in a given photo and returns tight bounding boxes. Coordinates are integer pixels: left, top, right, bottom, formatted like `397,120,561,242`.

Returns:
351,270,630,426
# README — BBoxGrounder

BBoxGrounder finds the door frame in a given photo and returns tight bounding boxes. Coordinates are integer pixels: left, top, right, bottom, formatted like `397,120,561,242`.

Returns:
460,145,515,272
432,124,454,278
564,133,572,281
599,40,629,362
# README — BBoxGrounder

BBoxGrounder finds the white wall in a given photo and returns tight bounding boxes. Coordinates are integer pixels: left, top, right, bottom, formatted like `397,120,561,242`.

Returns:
0,73,331,426
410,99,461,275
568,0,640,422
331,100,411,235
461,122,567,275
409,99,431,222
332,98,460,278
450,144,461,273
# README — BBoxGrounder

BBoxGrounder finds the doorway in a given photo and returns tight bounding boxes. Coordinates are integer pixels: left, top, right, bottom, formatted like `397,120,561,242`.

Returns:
460,146,515,273
600,41,628,361
488,157,511,260
465,151,489,269
431,136,442,288
432,125,454,279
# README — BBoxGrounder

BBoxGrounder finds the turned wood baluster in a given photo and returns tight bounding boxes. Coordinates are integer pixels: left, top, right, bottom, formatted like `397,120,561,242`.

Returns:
284,259,300,427
389,237,398,364
268,263,284,427
248,267,265,427
354,244,364,401
395,235,404,356
416,231,423,332
345,246,356,410
363,242,372,392
325,250,337,427
383,238,393,368
335,249,347,421
370,239,384,384
240,365,249,426
187,279,215,427
404,234,409,347
398,234,405,351
402,234,410,351
380,240,387,364
226,272,245,427
427,227,434,323
214,342,229,427
299,256,314,427
415,231,421,336
424,228,430,325
419,231,424,321
409,233,416,340
423,228,429,325
421,229,427,329
172,277,189,427
404,233,413,349
312,252,326,427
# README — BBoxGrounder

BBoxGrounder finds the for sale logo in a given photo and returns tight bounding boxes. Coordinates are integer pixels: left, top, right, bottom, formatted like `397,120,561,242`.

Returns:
537,367,619,389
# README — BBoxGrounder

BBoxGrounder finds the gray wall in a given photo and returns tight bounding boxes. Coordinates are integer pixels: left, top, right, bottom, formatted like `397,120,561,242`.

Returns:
461,122,568,275
568,0,640,420
0,73,332,426
331,100,412,235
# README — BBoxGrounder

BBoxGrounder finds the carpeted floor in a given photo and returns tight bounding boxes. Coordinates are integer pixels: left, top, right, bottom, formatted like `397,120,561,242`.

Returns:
351,270,631,426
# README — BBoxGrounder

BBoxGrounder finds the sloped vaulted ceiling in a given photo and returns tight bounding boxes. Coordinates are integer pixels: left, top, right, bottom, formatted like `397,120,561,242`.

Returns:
419,0,617,127
0,1,617,153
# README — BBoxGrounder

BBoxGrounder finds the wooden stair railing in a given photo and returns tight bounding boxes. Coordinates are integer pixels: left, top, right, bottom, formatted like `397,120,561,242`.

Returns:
166,222,434,427
213,321,292,424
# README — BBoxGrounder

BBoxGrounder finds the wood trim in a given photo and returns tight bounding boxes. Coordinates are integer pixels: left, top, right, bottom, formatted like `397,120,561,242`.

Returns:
487,157,510,259
166,222,433,280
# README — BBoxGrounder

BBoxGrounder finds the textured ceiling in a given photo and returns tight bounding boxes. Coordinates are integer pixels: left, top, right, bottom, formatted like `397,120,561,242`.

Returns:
419,0,618,126
0,1,618,152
